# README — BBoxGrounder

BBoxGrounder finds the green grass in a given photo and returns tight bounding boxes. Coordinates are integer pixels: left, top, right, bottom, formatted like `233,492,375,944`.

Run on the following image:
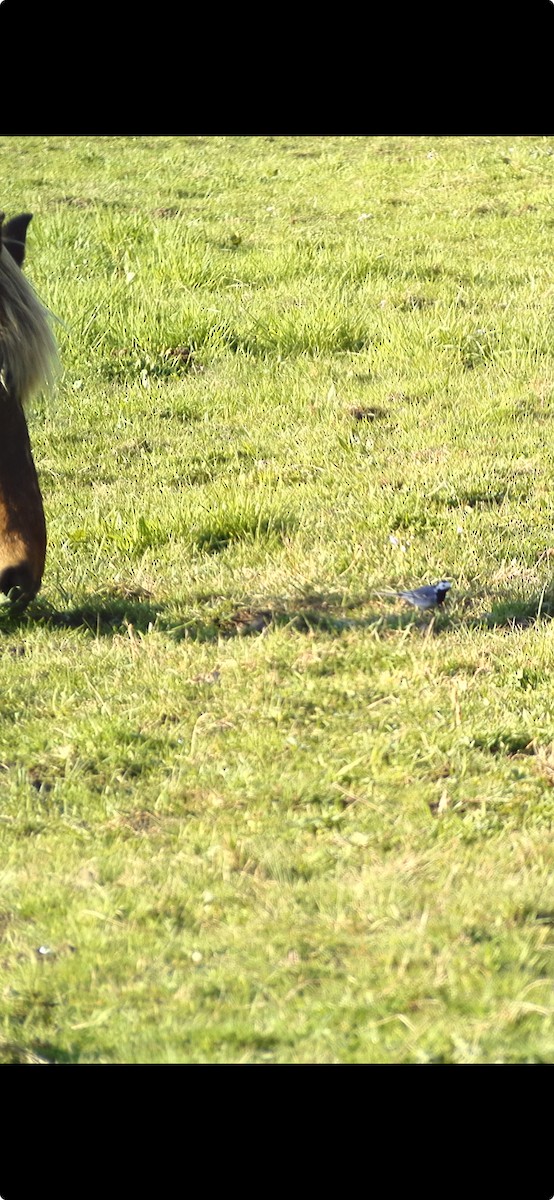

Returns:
2,135,554,1061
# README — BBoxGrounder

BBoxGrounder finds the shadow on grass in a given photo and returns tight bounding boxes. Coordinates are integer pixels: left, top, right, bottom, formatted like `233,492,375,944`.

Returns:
0,585,552,641
0,590,427,640
0,1039,80,1065
477,588,554,628
467,586,554,631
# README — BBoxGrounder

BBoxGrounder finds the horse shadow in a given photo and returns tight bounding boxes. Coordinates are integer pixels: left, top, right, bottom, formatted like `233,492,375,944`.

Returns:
1,584,552,640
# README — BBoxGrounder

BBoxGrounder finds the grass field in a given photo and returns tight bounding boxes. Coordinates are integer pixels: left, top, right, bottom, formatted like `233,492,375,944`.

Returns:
2,135,554,1062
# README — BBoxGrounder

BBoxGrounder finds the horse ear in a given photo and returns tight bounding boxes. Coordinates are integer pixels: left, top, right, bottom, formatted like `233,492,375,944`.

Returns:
2,213,33,267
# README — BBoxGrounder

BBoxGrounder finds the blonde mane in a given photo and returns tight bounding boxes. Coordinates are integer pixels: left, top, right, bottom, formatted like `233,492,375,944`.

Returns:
0,244,58,406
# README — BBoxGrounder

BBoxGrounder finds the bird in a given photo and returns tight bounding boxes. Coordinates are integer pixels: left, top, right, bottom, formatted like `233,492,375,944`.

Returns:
397,580,452,610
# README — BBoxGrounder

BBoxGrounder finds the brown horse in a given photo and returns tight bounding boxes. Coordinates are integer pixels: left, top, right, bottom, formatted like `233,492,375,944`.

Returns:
0,211,58,606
